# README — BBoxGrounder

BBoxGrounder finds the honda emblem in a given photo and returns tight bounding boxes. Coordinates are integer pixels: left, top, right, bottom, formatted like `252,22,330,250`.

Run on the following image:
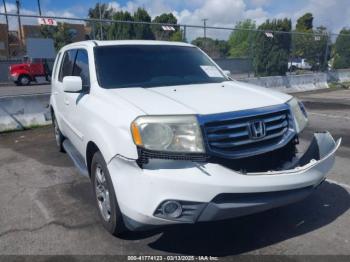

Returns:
248,120,266,139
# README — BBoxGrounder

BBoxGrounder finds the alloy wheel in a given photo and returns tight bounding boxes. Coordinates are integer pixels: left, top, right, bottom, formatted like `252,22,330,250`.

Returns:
95,165,111,222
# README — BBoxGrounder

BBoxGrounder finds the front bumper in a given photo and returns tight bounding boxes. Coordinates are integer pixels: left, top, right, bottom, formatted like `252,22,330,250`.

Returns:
108,132,341,230
9,74,19,82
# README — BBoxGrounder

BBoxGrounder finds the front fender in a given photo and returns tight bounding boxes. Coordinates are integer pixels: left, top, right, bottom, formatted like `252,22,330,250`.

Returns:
12,69,30,78
82,91,143,164
85,121,138,164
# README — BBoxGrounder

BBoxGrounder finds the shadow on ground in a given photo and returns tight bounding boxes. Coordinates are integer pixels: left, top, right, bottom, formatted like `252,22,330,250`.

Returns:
0,126,71,168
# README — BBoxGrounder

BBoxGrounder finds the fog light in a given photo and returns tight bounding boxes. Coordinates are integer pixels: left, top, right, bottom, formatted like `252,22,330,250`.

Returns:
161,201,182,218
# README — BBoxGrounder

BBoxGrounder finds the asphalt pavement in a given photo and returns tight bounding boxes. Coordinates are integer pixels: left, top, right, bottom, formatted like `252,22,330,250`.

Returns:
0,83,50,98
0,88,349,256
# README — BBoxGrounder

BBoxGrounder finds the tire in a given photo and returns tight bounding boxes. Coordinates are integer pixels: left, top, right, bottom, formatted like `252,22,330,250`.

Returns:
52,112,65,152
91,151,128,237
46,75,51,83
18,75,31,86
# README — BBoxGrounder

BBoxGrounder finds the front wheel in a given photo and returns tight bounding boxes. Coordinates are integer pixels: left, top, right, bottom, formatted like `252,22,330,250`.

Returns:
18,75,31,86
52,112,65,152
91,151,128,237
46,75,51,83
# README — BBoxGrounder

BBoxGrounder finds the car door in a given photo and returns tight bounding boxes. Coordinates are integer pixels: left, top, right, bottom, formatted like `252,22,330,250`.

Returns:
55,49,77,139
64,48,91,155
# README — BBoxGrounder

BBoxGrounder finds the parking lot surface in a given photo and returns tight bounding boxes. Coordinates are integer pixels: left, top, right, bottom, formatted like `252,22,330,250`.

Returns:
0,88,349,256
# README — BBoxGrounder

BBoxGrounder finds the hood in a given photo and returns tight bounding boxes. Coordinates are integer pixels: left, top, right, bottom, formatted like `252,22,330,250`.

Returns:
109,81,292,115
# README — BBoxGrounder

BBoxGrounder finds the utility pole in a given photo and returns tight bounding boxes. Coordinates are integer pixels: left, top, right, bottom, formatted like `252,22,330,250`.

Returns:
37,0,42,16
323,32,330,71
2,0,10,58
99,0,103,40
16,0,23,43
202,18,208,39
202,18,208,50
183,25,187,42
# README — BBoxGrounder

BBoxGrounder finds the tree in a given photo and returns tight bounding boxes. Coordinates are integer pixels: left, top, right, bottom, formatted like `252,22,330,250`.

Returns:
333,28,350,69
295,13,313,31
108,11,134,40
151,13,178,40
191,37,229,58
88,3,114,40
169,30,184,42
293,13,329,70
228,19,256,58
133,8,154,40
41,23,74,51
309,26,329,70
252,18,292,76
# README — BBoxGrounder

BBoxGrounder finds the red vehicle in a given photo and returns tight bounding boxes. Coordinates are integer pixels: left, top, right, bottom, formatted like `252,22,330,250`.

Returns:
9,57,52,86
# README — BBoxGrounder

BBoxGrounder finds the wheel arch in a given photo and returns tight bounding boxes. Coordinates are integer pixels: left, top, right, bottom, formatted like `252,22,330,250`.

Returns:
86,141,100,177
18,73,33,81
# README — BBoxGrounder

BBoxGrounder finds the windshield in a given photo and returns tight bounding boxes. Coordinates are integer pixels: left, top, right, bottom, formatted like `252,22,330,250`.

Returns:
94,45,227,88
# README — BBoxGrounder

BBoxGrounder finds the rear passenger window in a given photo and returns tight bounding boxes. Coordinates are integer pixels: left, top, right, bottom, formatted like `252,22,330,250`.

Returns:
72,50,90,87
58,49,77,82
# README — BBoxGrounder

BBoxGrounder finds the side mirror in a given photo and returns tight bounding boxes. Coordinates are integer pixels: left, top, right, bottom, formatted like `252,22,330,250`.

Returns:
63,76,82,93
223,70,231,77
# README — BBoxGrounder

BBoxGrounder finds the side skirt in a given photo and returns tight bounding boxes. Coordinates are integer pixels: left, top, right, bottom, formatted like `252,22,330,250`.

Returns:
63,139,89,177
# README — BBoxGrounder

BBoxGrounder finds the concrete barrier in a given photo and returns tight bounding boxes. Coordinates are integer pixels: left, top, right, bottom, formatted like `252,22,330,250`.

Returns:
241,72,329,93
0,94,51,132
0,69,348,133
327,68,350,83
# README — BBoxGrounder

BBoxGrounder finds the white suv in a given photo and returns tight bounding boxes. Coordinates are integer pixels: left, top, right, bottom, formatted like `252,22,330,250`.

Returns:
50,40,340,236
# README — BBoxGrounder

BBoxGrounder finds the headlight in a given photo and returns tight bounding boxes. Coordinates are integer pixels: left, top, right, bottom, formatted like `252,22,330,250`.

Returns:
288,98,308,133
131,115,205,153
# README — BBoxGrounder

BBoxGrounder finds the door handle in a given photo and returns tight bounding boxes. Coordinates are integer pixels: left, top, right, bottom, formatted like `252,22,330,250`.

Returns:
64,99,69,105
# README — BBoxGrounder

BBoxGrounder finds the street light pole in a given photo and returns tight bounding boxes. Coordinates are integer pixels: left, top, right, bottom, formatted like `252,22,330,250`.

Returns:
2,0,10,58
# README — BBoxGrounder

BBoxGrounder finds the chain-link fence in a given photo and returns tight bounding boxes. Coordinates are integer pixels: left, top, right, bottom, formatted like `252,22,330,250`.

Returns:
1,12,350,80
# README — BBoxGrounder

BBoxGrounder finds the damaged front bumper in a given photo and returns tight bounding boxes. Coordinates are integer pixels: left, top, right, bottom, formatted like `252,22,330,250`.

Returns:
108,132,341,230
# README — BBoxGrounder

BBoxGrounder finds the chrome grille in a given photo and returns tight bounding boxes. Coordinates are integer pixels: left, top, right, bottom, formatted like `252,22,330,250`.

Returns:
200,104,296,159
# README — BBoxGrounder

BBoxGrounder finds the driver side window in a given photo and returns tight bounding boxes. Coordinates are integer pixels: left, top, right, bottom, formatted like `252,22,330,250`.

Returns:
72,49,90,87
58,49,90,88
58,49,77,82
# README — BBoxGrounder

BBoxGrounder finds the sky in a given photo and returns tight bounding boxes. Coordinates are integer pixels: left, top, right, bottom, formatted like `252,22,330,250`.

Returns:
1,0,349,40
